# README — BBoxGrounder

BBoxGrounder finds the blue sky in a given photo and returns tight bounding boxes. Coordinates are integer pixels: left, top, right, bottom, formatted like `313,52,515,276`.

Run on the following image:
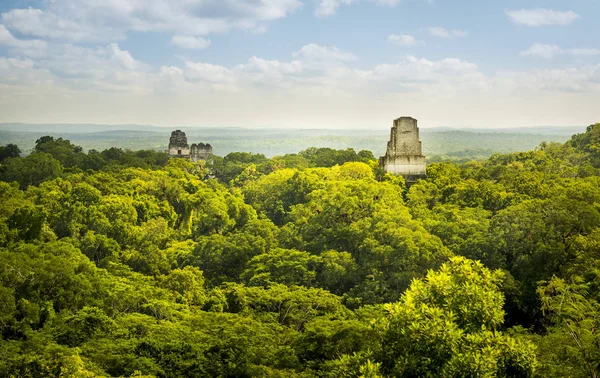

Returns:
0,0,598,128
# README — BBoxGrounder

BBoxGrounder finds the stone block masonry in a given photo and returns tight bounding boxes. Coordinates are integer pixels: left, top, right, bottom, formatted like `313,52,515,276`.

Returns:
379,117,427,182
190,142,212,162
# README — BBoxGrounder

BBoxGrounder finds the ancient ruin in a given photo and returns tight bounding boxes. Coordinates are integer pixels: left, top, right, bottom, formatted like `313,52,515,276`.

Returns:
190,142,212,161
168,130,212,162
379,117,427,182
168,130,190,157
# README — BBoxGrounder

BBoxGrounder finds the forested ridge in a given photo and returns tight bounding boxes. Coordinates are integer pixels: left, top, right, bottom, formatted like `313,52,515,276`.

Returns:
0,124,599,377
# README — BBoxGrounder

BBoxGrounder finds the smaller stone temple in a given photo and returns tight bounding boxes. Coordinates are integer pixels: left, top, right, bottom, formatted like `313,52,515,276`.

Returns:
168,130,212,162
379,117,427,182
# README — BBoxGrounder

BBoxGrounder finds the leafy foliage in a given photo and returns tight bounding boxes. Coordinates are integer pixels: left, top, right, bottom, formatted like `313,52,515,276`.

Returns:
0,123,599,377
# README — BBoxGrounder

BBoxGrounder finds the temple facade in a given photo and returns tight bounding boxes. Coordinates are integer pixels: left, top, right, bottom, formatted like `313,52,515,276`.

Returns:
168,130,212,162
379,117,427,182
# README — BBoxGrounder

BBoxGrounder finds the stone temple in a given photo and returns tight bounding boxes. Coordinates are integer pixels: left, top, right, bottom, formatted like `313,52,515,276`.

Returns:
379,117,427,182
168,130,212,162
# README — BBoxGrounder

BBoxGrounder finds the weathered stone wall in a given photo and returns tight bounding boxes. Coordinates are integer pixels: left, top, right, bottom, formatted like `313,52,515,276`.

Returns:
168,146,191,157
379,117,427,181
380,155,427,176
385,117,423,156
190,143,213,162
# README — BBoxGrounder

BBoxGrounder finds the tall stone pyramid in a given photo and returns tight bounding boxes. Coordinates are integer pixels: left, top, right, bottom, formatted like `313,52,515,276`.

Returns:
379,117,427,182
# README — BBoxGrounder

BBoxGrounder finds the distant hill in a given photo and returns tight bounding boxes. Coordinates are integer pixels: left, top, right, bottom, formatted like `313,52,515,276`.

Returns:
0,123,588,159
424,126,586,136
0,123,167,133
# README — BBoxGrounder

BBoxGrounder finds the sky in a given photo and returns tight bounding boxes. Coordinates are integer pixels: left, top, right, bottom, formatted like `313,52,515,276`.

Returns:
0,0,598,129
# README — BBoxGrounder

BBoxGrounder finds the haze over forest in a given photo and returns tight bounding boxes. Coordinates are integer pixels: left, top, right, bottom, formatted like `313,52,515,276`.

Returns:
0,123,586,159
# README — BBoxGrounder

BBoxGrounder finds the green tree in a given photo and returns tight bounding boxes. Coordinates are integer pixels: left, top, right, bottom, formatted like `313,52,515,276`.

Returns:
35,136,84,168
569,123,600,167
242,248,321,287
379,257,536,377
0,143,21,162
536,276,600,378
7,205,46,242
2,152,64,189
160,266,207,306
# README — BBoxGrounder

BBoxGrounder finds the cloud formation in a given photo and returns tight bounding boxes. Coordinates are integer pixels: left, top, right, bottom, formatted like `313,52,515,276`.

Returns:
315,0,402,17
0,24,47,50
0,1,599,128
388,34,424,47
0,40,484,96
316,0,355,17
292,44,357,62
521,43,600,59
506,9,580,26
521,43,561,59
171,35,211,50
428,27,468,38
1,0,303,43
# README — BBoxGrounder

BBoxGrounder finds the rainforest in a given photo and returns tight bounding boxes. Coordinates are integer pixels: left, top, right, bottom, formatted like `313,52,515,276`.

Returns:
1,124,600,377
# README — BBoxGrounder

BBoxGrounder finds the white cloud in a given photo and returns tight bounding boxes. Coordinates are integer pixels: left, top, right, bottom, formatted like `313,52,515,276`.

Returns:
0,40,152,95
521,43,561,59
360,56,485,94
0,57,54,92
109,43,140,70
521,43,600,59
160,65,183,76
0,4,598,128
495,65,600,93
315,0,403,17
388,34,424,47
234,57,305,89
429,27,450,38
2,8,96,41
161,46,600,101
2,42,599,128
0,38,489,98
0,24,47,50
292,43,357,62
171,35,211,50
240,56,303,75
316,0,355,17
6,57,33,69
506,8,580,26
184,61,235,85
173,47,487,96
1,1,302,43
428,27,468,38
